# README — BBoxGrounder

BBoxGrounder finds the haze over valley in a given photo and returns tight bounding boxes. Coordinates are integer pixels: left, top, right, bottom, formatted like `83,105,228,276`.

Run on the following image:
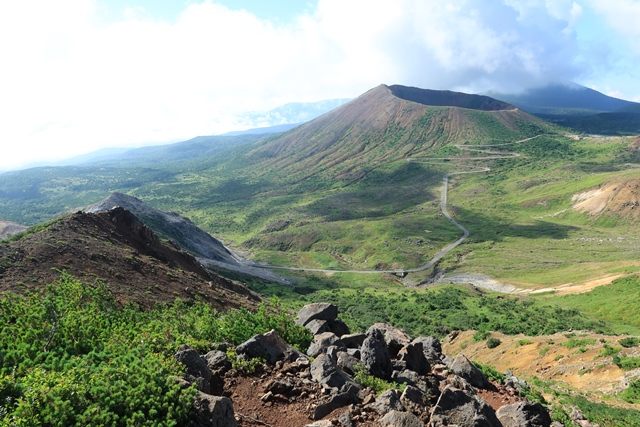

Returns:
1,1,640,426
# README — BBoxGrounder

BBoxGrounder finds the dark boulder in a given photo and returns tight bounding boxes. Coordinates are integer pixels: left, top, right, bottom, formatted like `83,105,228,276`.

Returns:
175,345,214,394
236,329,300,364
297,303,338,326
379,410,423,427
496,401,552,427
204,350,231,376
336,351,360,375
369,389,405,415
190,392,236,427
430,385,501,427
397,341,429,375
412,336,443,363
366,323,411,358
361,328,392,379
310,353,354,390
341,333,366,349
449,354,489,389
307,332,344,357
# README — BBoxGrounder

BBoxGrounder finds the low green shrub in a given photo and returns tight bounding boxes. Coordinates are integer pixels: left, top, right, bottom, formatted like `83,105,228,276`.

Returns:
620,380,640,404
0,274,308,425
619,337,640,348
473,362,506,383
613,355,640,371
353,364,406,395
564,337,596,349
486,337,502,348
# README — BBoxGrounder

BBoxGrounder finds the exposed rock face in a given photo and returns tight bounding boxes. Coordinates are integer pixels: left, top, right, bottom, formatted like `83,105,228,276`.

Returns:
449,354,490,389
496,401,553,427
367,323,411,357
297,303,339,326
361,328,393,379
236,330,300,364
204,350,231,377
430,385,501,427
191,392,236,427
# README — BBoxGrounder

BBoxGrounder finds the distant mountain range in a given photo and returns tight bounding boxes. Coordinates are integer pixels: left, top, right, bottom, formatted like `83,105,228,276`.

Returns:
490,83,640,134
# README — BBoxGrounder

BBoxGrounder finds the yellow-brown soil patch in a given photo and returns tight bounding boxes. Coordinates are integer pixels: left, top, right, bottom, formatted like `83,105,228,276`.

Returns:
572,179,640,220
443,330,640,402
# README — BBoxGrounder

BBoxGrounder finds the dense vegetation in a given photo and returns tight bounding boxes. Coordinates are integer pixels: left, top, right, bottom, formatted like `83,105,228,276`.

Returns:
0,275,310,426
297,285,606,338
548,275,640,334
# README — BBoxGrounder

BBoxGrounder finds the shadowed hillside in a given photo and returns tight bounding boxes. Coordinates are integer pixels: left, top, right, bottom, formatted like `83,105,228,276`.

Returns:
0,207,259,309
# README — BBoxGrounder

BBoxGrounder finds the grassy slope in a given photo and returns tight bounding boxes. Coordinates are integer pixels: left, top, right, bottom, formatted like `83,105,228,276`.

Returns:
437,135,640,286
540,275,640,335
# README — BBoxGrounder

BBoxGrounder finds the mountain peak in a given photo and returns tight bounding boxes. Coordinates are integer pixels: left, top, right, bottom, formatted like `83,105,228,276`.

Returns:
386,84,515,111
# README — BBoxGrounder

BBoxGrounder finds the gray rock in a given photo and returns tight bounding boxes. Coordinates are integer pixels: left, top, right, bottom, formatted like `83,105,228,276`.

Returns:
401,385,426,407
297,303,338,326
369,389,405,415
361,328,392,379
328,319,351,337
346,348,361,358
204,350,231,375
366,323,411,357
449,354,489,389
341,333,366,349
379,410,423,427
392,369,421,386
190,392,236,427
429,385,501,427
312,392,356,420
305,319,332,335
310,353,354,390
398,341,429,375
175,346,213,393
412,336,443,363
496,401,552,427
305,421,333,427
338,411,355,427
336,351,360,375
236,329,300,364
307,332,344,357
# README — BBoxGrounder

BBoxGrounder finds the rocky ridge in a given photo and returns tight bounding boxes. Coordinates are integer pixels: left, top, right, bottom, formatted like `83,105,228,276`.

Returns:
175,303,562,427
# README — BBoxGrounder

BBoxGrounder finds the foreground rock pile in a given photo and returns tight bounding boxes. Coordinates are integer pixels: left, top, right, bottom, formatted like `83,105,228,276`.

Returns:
175,303,557,427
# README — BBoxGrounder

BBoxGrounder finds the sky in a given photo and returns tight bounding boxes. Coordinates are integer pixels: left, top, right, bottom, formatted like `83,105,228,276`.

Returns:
1,0,639,171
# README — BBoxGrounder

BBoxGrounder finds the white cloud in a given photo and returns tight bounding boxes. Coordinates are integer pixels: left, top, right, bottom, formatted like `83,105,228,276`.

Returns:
589,0,640,52
0,0,633,170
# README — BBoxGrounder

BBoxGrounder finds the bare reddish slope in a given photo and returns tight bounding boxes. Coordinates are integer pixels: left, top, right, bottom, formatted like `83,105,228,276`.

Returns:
0,208,259,309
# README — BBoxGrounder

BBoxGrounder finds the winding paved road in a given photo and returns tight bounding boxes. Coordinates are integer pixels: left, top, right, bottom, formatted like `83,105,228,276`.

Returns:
248,135,543,275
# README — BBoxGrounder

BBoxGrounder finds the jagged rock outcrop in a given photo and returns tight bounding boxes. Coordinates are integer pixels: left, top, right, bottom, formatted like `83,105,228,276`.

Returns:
361,328,393,379
176,303,554,426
